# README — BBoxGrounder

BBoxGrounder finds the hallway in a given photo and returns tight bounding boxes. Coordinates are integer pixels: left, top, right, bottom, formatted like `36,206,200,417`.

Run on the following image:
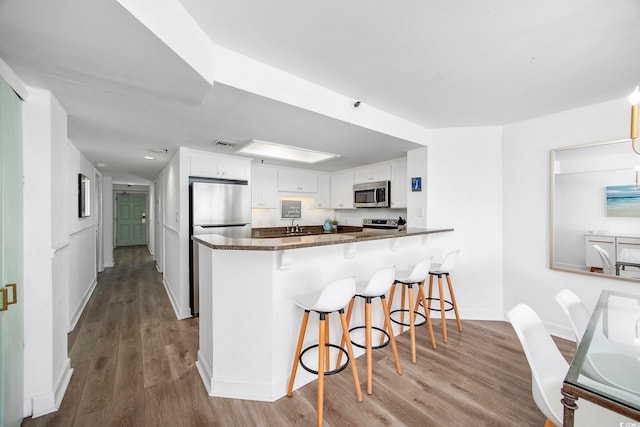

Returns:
21,246,573,426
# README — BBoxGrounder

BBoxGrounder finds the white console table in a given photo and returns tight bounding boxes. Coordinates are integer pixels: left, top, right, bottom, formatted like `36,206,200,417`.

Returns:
585,233,640,273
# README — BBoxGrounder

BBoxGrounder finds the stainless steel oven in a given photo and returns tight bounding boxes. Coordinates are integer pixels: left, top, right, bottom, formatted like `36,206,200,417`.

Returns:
353,181,390,208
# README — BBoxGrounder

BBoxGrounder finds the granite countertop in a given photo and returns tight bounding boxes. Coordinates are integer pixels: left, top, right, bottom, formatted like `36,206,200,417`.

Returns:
193,227,454,251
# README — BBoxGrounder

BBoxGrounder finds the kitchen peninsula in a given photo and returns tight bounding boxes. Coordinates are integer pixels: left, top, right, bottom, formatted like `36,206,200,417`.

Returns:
193,227,453,401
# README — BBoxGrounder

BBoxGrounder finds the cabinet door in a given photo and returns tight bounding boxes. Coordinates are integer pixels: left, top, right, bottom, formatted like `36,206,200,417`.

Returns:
190,154,249,180
315,174,331,208
331,170,355,209
616,237,640,263
277,170,318,192
219,158,249,180
296,171,318,193
190,154,220,178
277,170,299,192
252,167,278,208
354,164,391,184
390,160,407,208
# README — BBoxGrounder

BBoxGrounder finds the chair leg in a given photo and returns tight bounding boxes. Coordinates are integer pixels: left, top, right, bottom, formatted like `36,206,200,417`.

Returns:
337,297,356,369
428,275,434,310
380,296,402,375
338,310,363,402
287,310,310,396
407,284,416,363
446,274,462,332
437,276,447,342
317,314,326,427
325,316,331,372
417,283,437,349
381,283,397,346
365,298,373,394
400,284,406,334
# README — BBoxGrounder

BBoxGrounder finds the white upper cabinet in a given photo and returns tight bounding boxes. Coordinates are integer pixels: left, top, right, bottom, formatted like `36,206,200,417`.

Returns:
331,170,355,209
390,159,407,208
354,163,391,184
315,174,331,208
252,166,278,208
190,153,250,180
278,169,318,193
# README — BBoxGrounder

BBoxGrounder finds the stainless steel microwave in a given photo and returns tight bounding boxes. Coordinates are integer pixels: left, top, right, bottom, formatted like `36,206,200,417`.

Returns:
353,181,390,208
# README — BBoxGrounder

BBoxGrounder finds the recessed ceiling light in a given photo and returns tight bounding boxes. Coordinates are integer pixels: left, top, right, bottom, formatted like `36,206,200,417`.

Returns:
144,156,156,160
96,162,106,167
236,139,339,163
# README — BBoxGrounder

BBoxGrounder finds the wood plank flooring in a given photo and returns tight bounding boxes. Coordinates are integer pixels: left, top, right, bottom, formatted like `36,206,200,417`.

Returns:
21,245,575,426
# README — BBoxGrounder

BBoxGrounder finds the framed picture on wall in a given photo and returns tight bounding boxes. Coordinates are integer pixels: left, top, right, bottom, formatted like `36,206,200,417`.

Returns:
78,173,91,217
606,185,640,217
411,177,422,192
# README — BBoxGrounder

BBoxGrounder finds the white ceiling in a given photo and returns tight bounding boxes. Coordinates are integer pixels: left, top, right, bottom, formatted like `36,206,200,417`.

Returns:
1,0,639,183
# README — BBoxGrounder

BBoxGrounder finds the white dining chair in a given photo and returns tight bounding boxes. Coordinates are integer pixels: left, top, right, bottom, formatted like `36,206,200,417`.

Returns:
507,303,635,427
592,245,614,275
554,289,590,346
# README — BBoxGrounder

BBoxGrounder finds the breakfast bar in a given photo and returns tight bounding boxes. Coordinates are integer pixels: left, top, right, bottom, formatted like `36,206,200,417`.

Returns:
193,227,453,401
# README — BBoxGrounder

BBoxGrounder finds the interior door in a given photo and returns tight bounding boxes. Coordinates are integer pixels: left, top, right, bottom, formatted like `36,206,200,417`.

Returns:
0,78,24,426
115,193,147,246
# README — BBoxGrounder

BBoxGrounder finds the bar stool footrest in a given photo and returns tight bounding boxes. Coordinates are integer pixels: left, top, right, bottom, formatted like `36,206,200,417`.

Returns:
419,297,454,312
389,309,427,327
348,325,390,350
299,344,349,376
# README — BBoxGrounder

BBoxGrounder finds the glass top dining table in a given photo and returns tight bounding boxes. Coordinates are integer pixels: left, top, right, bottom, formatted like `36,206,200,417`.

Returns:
561,290,640,426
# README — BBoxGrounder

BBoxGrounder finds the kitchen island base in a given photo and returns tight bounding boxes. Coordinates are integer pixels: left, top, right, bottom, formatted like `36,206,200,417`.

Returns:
195,229,452,401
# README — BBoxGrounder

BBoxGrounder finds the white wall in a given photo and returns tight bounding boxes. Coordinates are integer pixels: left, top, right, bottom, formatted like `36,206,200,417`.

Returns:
161,148,190,318
425,126,505,320
22,87,72,417
503,97,637,338
102,176,114,268
67,142,99,330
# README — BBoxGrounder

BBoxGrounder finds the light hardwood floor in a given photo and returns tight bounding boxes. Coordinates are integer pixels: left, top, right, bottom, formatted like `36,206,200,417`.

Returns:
21,246,575,426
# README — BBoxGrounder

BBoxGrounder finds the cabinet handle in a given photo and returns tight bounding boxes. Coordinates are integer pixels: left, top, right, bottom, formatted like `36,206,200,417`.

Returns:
620,242,640,246
0,288,7,312
6,283,16,305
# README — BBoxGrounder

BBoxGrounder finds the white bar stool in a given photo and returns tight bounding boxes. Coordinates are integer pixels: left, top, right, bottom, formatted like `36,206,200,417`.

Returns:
386,258,436,363
427,250,462,343
337,266,402,394
287,275,363,427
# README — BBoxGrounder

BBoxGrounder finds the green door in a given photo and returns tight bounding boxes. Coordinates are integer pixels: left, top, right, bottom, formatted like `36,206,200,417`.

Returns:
0,78,24,426
115,193,147,246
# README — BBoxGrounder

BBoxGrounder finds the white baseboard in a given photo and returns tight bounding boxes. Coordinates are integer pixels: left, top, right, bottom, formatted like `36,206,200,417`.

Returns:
28,358,73,418
69,276,98,332
162,277,190,319
53,358,73,409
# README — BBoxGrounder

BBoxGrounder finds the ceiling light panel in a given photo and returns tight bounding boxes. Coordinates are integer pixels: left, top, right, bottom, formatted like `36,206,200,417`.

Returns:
237,139,339,163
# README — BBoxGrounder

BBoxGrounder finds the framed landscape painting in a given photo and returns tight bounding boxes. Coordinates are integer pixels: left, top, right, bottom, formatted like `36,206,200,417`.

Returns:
606,185,640,217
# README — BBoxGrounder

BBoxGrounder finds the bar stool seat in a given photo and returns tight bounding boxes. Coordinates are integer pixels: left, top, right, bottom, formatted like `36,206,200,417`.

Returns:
337,266,402,395
386,258,436,363
287,275,362,427
427,250,462,343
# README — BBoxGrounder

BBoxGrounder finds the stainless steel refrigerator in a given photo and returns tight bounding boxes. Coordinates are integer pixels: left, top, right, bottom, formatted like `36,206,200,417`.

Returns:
189,178,251,315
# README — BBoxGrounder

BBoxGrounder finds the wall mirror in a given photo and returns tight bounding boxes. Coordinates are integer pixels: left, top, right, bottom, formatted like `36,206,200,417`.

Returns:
551,139,640,281
78,173,91,218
